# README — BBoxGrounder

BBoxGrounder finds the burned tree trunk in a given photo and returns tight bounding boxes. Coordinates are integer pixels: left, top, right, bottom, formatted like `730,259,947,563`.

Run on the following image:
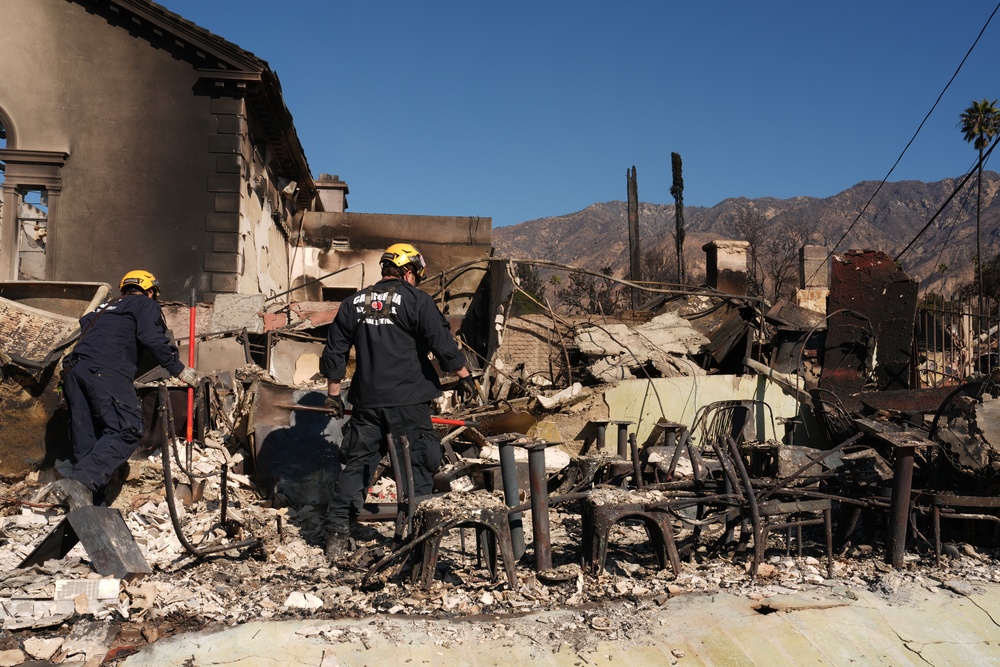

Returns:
627,165,641,310
670,152,686,284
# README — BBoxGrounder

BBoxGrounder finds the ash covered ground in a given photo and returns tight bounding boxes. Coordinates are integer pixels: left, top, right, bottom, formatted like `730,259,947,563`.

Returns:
1,438,999,665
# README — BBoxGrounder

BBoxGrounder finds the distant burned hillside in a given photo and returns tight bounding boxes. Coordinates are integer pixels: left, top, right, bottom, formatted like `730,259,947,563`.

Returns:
493,173,1000,297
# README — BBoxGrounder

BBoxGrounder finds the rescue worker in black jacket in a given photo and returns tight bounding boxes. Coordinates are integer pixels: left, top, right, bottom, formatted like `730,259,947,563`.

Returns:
50,270,200,508
320,243,475,559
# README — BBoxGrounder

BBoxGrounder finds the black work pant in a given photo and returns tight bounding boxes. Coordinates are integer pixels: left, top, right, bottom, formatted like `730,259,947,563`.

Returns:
62,363,143,493
326,403,442,534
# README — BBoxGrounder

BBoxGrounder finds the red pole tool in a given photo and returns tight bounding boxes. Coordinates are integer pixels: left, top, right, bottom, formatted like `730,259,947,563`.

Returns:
186,290,196,443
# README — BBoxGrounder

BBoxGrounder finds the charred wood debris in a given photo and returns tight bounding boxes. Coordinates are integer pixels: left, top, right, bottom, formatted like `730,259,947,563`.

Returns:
2,254,1000,663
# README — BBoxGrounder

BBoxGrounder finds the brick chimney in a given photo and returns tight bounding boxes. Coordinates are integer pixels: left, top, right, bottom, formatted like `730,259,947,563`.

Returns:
703,239,749,295
796,245,829,314
314,174,349,213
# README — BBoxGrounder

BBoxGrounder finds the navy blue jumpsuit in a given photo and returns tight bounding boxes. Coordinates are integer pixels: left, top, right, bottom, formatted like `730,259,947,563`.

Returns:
62,294,184,493
320,277,467,534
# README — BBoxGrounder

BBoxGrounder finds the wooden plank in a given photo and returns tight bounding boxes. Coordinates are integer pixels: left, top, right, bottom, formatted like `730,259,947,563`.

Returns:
68,506,151,581
21,507,151,580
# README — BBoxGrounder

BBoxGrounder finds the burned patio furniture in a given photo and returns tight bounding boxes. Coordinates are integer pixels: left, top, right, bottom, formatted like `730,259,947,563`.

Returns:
854,418,937,568
920,377,1000,565
687,399,775,478
579,488,682,576
586,419,635,458
561,420,637,490
408,491,518,589
726,437,835,579
639,421,688,484
809,388,859,449
931,493,1000,566
548,453,622,495
682,400,776,547
754,497,833,576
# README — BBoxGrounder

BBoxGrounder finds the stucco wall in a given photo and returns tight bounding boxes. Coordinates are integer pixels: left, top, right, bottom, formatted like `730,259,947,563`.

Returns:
295,212,492,311
0,0,218,299
603,374,810,445
0,0,302,302
239,146,291,297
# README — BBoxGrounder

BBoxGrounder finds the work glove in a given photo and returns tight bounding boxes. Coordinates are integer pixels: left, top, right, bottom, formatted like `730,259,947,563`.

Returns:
325,393,345,419
178,366,203,387
455,375,478,404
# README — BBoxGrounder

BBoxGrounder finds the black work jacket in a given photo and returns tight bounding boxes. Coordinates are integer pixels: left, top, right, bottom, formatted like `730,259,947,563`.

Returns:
66,294,184,380
320,278,466,408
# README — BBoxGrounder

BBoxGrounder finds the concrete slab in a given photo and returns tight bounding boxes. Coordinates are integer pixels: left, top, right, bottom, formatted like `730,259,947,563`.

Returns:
121,585,1000,667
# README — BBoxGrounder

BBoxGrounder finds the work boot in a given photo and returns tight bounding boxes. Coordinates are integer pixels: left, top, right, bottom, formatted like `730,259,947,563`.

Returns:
96,463,130,507
36,478,93,511
325,531,355,561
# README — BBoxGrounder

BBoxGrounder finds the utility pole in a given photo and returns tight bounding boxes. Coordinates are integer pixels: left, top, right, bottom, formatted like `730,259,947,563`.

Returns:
627,165,641,310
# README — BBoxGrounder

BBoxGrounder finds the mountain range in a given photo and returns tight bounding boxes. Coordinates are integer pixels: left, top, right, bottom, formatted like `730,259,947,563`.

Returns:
493,172,1000,298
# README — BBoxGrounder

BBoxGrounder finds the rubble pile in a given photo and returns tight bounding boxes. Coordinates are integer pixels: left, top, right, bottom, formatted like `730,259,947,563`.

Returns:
2,431,1000,665
3,249,1000,663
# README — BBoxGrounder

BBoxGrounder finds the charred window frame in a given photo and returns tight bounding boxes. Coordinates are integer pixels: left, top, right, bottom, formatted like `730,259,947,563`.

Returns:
0,149,67,281
0,105,69,280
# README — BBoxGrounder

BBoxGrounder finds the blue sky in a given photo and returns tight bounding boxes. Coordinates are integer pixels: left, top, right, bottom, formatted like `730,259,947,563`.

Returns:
165,1,1000,228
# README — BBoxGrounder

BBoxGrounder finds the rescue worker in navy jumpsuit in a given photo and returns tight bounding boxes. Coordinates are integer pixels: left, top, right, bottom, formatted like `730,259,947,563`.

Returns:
320,243,476,559
52,270,199,507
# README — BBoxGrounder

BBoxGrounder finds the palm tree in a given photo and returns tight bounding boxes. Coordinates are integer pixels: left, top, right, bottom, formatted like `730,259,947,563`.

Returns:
960,98,1000,316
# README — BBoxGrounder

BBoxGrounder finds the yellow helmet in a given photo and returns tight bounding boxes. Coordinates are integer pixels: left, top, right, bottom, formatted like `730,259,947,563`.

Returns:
120,270,160,299
381,243,426,282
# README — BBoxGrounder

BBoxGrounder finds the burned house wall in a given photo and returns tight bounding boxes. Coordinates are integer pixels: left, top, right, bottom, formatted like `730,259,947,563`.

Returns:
295,212,492,314
604,375,806,446
0,1,215,298
493,314,570,388
0,0,310,302
797,244,830,315
239,141,294,297
703,240,749,295
820,250,918,401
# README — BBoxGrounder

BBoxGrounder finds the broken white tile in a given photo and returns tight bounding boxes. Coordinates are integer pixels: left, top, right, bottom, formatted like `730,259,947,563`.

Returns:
0,649,25,667
12,512,49,528
284,591,323,610
54,577,119,601
23,636,63,660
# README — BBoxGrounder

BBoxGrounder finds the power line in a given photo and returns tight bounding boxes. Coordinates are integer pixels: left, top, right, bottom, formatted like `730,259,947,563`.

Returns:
921,168,976,297
814,1,1000,276
895,135,1000,262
